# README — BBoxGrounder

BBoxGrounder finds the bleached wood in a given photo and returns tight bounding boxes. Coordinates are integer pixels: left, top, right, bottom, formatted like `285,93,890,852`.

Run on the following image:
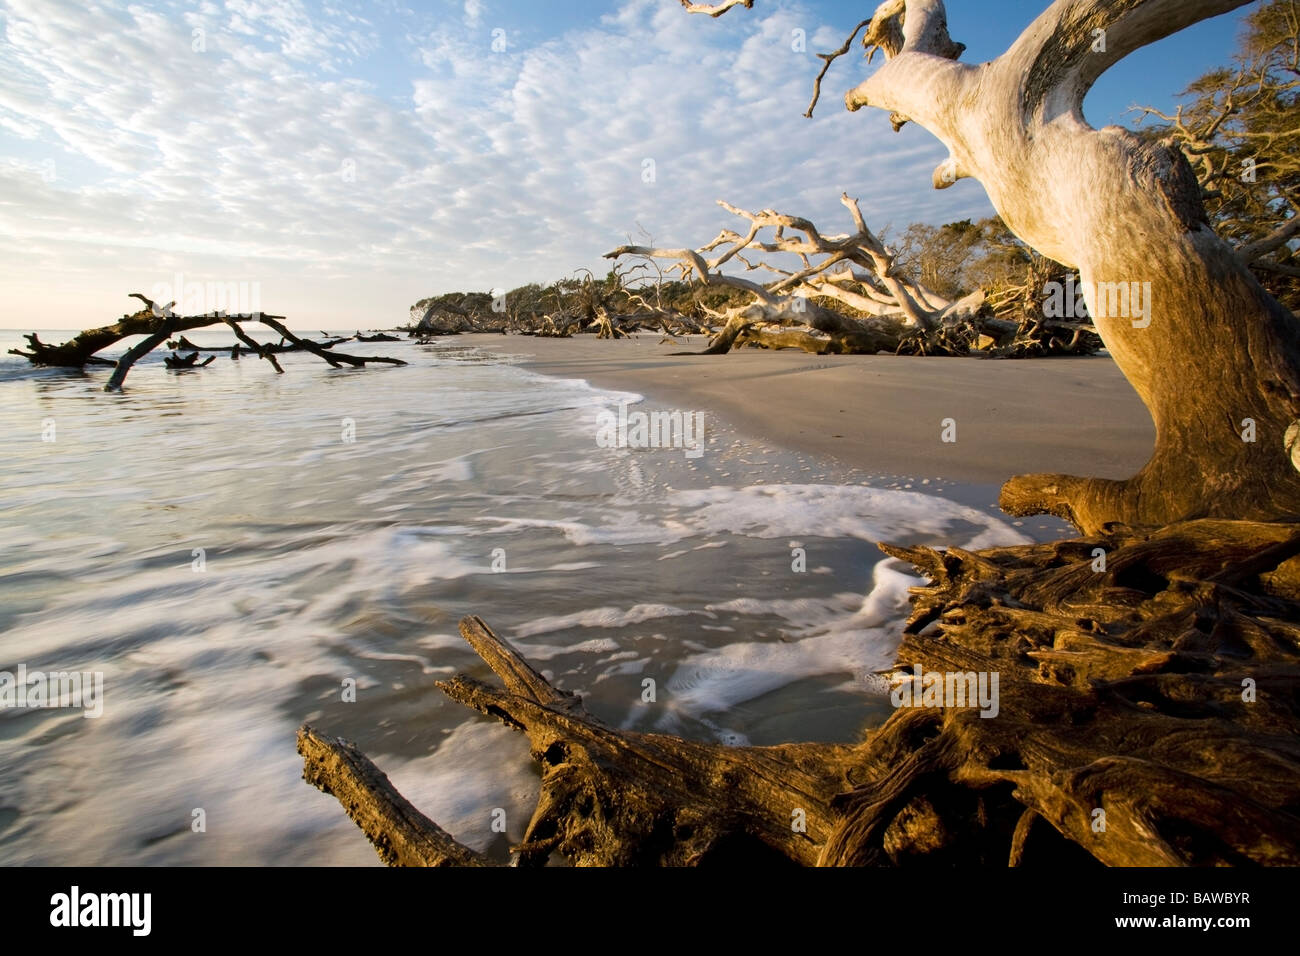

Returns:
838,0,1300,530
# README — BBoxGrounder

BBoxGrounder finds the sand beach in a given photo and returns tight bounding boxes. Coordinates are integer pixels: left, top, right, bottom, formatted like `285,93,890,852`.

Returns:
480,335,1156,486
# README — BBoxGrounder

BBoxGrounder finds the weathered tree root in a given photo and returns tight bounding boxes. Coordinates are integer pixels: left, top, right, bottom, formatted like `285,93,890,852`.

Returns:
300,520,1300,866
1001,454,1300,535
297,726,489,866
850,518,1300,866
300,616,845,866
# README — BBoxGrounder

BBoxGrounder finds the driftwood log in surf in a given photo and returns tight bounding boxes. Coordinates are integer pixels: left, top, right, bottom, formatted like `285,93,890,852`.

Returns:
10,293,407,391
299,524,1300,866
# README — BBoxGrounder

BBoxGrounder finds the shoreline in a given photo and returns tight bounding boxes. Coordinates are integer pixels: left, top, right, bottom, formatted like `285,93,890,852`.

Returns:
477,335,1155,487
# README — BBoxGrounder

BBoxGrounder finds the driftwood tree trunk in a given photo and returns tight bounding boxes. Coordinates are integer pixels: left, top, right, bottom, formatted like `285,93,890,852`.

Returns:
11,295,406,390
833,0,1300,531
11,294,226,370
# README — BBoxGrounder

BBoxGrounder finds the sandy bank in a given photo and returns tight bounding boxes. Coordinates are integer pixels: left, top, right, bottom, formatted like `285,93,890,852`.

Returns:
477,335,1154,486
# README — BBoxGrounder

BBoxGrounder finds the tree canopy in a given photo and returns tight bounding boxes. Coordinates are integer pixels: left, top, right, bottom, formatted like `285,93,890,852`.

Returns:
1136,0,1299,310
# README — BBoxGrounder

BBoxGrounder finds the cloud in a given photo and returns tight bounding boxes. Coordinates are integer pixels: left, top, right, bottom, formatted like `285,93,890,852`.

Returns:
0,0,993,327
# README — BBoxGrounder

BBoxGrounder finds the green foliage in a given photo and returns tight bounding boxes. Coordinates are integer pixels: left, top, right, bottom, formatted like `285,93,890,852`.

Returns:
411,272,752,326
893,218,995,299
890,215,1067,317
1135,0,1299,310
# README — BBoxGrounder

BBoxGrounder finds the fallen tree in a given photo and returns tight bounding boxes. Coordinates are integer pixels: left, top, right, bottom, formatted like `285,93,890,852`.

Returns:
894,216,1105,356
11,294,407,391
606,193,1000,356
164,333,352,353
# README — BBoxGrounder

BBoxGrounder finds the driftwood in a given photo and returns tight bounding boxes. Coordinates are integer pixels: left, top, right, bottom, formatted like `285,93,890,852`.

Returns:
590,309,628,340
409,327,462,339
605,194,1095,358
668,0,1300,531
163,351,216,370
299,518,1300,866
606,194,994,357
103,324,176,392
11,294,407,391
536,313,577,338
842,0,1300,531
12,294,220,369
166,335,351,354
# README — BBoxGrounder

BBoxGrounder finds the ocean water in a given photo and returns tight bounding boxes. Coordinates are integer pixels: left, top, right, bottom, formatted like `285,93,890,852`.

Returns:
0,328,1045,865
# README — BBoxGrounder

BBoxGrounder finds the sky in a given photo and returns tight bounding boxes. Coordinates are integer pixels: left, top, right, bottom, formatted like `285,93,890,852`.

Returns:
0,0,1257,329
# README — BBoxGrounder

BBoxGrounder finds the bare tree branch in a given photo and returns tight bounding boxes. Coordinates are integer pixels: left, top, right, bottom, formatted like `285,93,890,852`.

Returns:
678,0,752,17
804,19,872,118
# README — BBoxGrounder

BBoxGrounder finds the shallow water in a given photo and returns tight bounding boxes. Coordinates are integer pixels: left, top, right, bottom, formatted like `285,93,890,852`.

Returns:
0,329,1058,864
